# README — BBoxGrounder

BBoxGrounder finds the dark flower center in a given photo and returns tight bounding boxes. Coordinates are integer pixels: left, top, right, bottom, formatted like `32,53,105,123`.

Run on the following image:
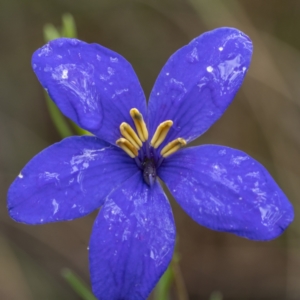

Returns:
142,158,156,186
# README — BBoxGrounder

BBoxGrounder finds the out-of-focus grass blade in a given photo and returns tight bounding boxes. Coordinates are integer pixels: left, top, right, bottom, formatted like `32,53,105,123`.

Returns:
70,121,91,136
43,24,60,41
62,268,96,300
45,93,73,138
153,263,173,300
153,238,189,300
209,291,223,300
61,13,77,38
42,13,91,138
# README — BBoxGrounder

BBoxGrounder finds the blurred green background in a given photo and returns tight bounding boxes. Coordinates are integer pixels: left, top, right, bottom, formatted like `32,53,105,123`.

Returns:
1,0,300,299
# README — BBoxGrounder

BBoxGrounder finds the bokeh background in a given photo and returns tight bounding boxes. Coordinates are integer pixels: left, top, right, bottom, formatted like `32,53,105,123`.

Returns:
1,0,300,299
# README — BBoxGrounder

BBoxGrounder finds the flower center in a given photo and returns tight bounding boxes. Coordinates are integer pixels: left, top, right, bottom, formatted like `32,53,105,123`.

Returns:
116,108,187,186
142,158,156,186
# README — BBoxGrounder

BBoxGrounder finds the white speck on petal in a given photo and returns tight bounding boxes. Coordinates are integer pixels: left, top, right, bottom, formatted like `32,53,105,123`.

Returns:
110,57,118,63
230,156,249,166
170,78,187,93
213,164,219,169
52,63,99,113
209,164,240,193
44,65,52,72
71,39,78,45
206,66,213,72
107,67,115,75
218,54,243,82
38,44,52,57
39,172,60,181
52,199,59,214
166,72,169,76
218,149,226,155
115,88,129,95
72,204,77,208
18,173,23,179
246,171,260,178
71,166,78,173
100,74,109,81
219,47,224,51
259,205,280,226
189,47,199,62
252,187,267,200
62,69,68,79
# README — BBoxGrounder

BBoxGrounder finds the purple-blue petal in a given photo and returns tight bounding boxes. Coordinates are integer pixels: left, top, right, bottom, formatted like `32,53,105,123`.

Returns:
148,27,252,145
32,38,147,144
89,173,175,300
159,145,294,241
8,136,138,224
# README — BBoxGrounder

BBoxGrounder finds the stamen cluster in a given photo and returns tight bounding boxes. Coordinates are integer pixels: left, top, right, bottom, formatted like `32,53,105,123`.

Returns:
116,108,186,185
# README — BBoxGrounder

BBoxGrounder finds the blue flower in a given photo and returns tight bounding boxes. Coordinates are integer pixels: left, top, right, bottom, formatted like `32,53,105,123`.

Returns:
8,27,293,300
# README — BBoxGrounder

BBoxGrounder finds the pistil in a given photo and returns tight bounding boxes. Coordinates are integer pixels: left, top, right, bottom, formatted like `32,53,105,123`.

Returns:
142,158,156,186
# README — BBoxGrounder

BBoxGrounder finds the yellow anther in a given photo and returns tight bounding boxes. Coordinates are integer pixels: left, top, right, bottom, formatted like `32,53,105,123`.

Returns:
150,120,173,149
116,138,138,158
130,108,148,142
120,122,143,149
160,138,187,158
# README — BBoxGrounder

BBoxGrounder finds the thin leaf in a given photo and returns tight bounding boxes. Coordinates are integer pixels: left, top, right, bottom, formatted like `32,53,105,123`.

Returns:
43,24,60,42
209,291,223,300
61,13,77,38
153,264,173,300
45,93,73,138
62,268,97,300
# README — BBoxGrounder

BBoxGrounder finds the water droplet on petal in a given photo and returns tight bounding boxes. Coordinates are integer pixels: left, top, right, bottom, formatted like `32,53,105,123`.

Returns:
206,66,213,72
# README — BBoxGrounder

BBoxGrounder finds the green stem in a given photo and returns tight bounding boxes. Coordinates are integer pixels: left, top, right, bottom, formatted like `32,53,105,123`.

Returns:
61,13,77,38
62,269,96,300
171,259,189,300
45,93,73,138
70,120,92,136
153,264,173,300
209,291,223,300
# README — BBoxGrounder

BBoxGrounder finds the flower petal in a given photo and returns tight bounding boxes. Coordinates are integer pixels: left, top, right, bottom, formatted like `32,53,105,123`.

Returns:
89,173,175,300
8,136,138,224
32,38,147,144
148,27,252,144
159,145,294,241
